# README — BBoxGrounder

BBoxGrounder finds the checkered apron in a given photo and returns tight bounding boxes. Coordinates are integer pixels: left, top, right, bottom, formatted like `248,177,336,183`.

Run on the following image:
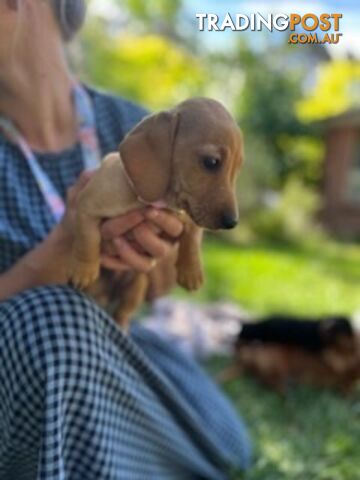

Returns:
0,87,251,480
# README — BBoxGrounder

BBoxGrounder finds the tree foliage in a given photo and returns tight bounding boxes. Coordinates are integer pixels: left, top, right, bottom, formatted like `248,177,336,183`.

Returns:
297,60,360,121
232,41,321,187
119,0,182,27
82,19,205,110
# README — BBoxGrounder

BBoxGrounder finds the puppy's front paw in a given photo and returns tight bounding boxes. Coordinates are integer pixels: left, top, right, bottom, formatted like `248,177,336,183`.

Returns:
177,266,204,291
68,259,100,289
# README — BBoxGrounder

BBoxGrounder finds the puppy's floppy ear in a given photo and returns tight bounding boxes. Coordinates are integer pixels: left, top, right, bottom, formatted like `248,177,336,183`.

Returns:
119,111,179,203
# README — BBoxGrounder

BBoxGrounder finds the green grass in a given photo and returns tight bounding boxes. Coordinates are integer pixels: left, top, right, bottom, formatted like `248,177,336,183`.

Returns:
209,360,360,480
194,239,360,479
190,239,360,316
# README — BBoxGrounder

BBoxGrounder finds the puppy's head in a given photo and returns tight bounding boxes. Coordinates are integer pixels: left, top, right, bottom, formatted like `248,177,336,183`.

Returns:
119,98,243,230
320,316,356,355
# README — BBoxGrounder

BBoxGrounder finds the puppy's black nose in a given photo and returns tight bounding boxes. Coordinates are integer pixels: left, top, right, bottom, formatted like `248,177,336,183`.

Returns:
220,212,238,229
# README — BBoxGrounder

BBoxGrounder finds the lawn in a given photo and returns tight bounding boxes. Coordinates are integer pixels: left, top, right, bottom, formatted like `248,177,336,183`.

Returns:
199,239,360,316
196,239,360,480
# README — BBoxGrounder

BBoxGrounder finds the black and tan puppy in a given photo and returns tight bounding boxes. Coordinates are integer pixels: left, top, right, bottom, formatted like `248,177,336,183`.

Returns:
220,315,360,394
238,315,354,351
68,98,244,328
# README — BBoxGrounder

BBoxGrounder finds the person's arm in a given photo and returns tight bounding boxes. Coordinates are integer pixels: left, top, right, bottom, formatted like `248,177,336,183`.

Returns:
0,175,183,303
0,223,72,301
0,173,92,302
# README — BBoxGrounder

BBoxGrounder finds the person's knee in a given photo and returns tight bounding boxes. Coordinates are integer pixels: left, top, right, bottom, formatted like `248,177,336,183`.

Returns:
0,285,97,328
0,286,107,376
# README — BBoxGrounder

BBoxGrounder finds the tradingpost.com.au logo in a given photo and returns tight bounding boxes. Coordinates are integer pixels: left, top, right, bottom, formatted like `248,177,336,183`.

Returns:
196,13,343,45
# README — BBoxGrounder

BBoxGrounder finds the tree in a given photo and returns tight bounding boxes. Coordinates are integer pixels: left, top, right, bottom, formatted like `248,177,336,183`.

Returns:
233,41,318,185
297,59,360,121
81,17,206,110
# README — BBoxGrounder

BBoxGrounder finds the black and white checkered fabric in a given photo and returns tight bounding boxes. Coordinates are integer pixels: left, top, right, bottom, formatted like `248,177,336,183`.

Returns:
0,87,251,479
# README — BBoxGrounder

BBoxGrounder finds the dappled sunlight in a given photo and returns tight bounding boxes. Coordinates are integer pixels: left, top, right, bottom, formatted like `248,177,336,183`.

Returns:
215,373,360,480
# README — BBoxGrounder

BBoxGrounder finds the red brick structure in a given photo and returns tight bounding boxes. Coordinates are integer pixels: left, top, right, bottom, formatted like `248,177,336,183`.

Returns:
322,109,360,237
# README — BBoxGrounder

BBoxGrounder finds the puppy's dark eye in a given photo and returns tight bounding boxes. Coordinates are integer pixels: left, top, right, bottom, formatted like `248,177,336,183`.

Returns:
202,156,221,172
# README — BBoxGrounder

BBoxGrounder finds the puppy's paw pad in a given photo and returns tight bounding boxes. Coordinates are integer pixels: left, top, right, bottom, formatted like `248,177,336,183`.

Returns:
68,260,100,289
177,268,204,291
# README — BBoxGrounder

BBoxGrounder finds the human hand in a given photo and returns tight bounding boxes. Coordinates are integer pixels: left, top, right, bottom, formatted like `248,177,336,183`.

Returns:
59,173,183,275
100,207,183,274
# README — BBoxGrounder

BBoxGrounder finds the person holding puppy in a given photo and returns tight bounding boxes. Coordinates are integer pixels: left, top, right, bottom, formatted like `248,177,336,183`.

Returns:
0,1,250,479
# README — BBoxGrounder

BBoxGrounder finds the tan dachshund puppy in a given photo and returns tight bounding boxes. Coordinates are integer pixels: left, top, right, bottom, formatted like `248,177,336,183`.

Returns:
68,98,243,328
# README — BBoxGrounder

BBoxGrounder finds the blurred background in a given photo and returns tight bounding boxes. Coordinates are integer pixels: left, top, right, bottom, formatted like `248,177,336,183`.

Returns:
75,1,359,478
